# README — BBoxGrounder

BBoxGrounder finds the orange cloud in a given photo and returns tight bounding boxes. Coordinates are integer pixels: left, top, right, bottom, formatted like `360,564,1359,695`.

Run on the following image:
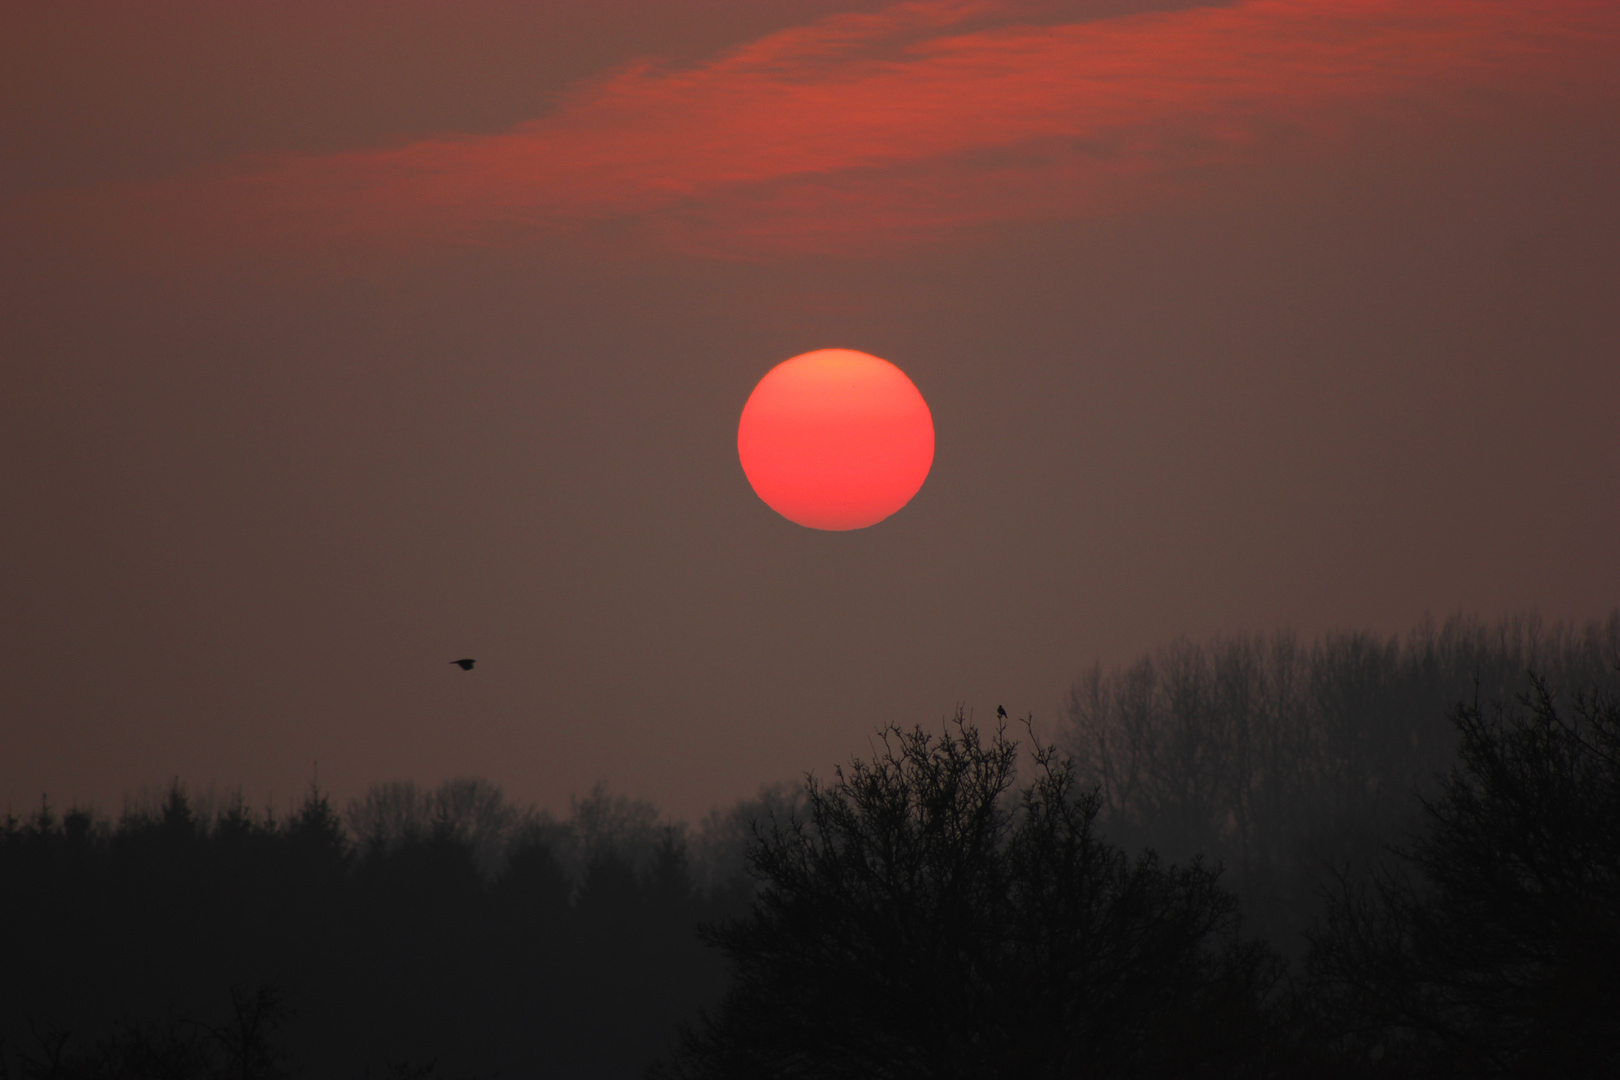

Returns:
43,0,1620,260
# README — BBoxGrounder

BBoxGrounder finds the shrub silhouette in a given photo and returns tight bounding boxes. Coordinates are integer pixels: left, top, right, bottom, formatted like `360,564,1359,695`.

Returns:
656,714,1286,1080
1306,676,1620,1077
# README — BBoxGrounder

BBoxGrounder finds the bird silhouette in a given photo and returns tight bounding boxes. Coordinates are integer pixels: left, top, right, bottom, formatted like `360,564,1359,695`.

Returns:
450,659,476,671
996,705,1008,719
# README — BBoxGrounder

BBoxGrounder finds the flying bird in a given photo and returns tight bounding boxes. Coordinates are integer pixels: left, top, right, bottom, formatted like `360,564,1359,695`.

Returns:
450,659,476,671
996,705,1008,720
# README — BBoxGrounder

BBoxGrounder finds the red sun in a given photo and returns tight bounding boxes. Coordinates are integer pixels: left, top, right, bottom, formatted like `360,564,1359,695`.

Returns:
738,349,935,531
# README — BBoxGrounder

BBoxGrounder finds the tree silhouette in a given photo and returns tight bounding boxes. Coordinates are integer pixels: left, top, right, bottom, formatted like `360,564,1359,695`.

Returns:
1306,675,1620,1077
656,713,1287,1079
1063,612,1620,955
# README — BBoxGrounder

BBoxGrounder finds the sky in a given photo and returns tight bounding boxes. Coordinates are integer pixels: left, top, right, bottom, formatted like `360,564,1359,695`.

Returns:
3,0,1618,824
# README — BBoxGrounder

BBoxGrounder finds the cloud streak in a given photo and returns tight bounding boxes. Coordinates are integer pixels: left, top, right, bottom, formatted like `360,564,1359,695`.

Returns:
41,0,1620,260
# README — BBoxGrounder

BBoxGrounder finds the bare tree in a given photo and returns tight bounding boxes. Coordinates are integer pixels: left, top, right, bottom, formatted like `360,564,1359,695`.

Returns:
1062,611,1620,951
656,712,1285,1080
1306,676,1620,1077
347,778,540,879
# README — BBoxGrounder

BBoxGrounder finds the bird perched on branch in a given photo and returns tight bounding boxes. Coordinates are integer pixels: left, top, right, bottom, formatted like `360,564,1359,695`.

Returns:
450,658,476,671
996,705,1008,720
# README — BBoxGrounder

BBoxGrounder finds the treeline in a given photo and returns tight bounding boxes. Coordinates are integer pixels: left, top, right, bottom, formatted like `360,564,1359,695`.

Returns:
658,688,1620,1077
1062,611,1620,951
4,610,1617,1077
0,780,789,1078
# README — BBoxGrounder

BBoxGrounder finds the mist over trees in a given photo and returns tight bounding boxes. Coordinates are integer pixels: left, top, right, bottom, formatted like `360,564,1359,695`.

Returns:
4,610,1617,1077
1061,611,1620,952
657,663,1620,1079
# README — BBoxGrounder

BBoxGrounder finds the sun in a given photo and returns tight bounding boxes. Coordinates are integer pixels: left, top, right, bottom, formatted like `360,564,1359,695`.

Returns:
737,349,935,531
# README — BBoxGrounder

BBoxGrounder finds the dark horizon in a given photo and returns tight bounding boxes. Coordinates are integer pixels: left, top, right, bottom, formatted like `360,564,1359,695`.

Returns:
6,621,1617,1076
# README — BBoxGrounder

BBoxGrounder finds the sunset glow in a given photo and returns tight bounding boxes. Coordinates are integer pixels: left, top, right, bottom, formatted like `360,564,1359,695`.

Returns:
738,350,934,531
5,0,1619,1066
33,0,1618,262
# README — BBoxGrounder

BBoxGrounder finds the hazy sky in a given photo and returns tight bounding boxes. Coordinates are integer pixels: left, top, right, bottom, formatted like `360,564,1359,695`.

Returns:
3,0,1617,823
